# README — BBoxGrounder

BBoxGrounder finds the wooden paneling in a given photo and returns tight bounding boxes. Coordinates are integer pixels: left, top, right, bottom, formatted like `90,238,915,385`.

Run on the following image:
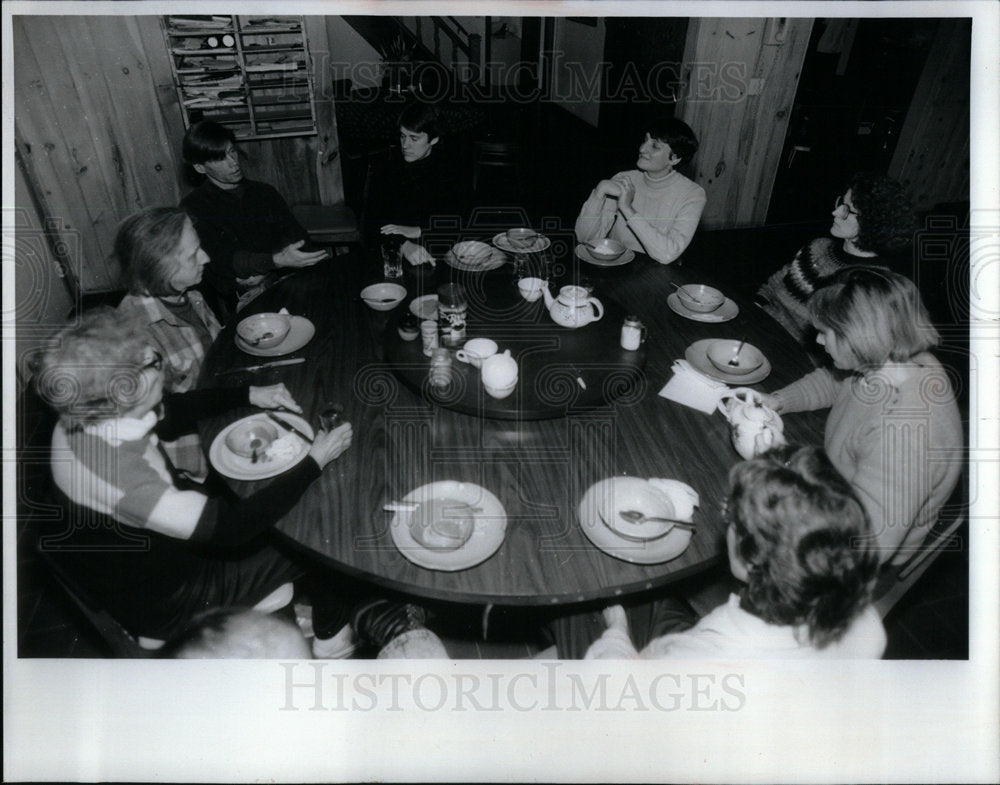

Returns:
675,18,813,229
14,16,184,292
14,15,345,295
889,19,971,212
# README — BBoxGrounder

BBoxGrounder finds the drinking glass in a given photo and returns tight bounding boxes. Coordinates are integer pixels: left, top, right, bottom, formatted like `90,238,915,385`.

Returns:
319,403,345,431
381,237,403,279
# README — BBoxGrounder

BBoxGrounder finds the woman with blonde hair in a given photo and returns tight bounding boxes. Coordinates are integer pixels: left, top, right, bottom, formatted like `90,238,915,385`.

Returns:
759,267,963,567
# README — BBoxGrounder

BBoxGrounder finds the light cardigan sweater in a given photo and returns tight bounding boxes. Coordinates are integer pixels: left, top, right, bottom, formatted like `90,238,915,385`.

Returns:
773,355,963,566
574,169,706,264
585,594,886,659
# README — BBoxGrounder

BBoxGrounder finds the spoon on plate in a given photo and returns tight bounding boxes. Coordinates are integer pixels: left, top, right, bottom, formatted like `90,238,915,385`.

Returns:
728,340,746,367
384,501,483,513
617,510,695,531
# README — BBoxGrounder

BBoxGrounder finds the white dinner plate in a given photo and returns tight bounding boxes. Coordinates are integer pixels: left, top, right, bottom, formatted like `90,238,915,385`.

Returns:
575,244,636,267
685,338,772,385
444,248,508,272
209,412,313,481
235,315,315,356
389,481,507,571
578,477,695,564
492,232,552,254
409,294,439,321
667,292,740,323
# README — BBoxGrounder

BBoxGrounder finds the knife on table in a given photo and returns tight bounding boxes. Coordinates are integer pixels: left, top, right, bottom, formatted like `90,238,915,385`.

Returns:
266,411,314,445
215,357,306,375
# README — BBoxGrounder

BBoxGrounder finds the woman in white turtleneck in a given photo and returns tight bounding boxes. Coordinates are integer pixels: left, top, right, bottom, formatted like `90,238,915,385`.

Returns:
574,117,706,265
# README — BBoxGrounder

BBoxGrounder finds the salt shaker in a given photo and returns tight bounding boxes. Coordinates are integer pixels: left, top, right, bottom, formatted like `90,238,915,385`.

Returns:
429,348,452,387
621,315,646,351
420,319,439,356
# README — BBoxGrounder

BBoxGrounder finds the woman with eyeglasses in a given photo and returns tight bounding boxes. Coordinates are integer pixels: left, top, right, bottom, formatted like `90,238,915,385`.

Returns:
758,268,963,568
34,308,358,653
756,173,915,344
556,446,886,660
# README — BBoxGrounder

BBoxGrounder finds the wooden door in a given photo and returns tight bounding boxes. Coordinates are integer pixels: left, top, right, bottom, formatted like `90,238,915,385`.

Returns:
674,17,813,229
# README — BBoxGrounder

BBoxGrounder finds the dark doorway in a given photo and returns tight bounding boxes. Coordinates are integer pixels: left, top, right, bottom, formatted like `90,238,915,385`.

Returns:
766,18,941,224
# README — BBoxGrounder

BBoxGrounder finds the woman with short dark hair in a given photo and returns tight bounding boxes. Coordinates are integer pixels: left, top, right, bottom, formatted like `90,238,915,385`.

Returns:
574,117,706,264
576,446,886,659
756,172,916,344
760,268,963,567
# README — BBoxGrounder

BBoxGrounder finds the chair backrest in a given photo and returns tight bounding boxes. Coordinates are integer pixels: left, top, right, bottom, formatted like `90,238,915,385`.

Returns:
35,546,149,658
874,475,968,619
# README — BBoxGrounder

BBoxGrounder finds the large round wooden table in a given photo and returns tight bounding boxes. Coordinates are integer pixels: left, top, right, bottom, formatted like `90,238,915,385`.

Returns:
200,246,825,606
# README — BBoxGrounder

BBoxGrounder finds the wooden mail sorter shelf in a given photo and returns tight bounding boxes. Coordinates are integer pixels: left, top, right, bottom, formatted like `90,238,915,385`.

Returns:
162,14,318,140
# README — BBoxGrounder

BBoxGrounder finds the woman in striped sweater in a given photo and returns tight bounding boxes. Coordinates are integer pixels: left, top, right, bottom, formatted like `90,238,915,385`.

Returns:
756,173,915,344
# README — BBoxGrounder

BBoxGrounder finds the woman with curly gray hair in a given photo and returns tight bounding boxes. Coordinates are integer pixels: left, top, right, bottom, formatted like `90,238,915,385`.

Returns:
756,172,916,344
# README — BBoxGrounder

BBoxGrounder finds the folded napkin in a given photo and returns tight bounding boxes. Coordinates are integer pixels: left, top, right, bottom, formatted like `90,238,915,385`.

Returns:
658,359,729,414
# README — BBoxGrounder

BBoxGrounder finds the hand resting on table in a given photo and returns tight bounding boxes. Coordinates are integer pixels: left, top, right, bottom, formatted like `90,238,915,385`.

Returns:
309,422,353,469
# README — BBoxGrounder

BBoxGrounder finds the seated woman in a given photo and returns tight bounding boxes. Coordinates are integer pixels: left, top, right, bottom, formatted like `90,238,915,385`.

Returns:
759,268,963,567
34,308,357,654
756,172,915,344
180,121,328,319
115,207,221,478
365,102,464,266
116,207,220,393
566,446,885,659
574,117,706,265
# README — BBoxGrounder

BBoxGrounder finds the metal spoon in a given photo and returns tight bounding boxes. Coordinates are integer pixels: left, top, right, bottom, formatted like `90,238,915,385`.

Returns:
668,281,704,303
617,510,695,531
728,340,746,367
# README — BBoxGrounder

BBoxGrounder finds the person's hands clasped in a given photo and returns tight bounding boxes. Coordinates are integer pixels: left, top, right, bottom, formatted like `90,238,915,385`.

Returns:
308,422,353,470
593,179,623,200
272,240,328,269
381,224,422,240
613,175,636,213
249,383,302,412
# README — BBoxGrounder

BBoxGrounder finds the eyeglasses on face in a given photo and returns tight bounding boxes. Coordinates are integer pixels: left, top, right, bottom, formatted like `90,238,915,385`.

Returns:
834,194,859,216
141,349,164,372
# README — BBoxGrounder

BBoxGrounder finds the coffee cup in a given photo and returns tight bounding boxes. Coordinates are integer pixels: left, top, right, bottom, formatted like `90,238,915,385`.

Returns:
481,349,518,399
455,338,498,368
518,277,546,302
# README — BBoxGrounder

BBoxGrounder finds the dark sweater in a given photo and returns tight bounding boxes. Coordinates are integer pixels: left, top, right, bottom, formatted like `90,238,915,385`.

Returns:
364,149,466,246
181,179,307,315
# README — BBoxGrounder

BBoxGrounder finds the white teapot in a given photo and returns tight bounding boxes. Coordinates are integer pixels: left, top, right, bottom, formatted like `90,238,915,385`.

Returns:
717,387,786,460
542,284,604,329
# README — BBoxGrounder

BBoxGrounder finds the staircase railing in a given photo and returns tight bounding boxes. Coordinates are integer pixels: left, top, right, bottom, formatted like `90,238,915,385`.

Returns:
411,16,485,86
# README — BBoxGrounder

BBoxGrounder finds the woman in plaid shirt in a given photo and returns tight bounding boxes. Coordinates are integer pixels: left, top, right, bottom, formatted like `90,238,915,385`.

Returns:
116,207,221,477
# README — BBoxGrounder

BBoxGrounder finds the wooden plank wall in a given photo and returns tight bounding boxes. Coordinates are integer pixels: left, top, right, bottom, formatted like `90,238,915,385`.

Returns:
888,18,971,212
14,16,184,291
675,17,813,229
14,15,343,294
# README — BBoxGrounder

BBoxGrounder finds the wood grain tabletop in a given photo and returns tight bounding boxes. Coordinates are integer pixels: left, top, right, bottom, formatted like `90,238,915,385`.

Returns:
200,247,826,606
